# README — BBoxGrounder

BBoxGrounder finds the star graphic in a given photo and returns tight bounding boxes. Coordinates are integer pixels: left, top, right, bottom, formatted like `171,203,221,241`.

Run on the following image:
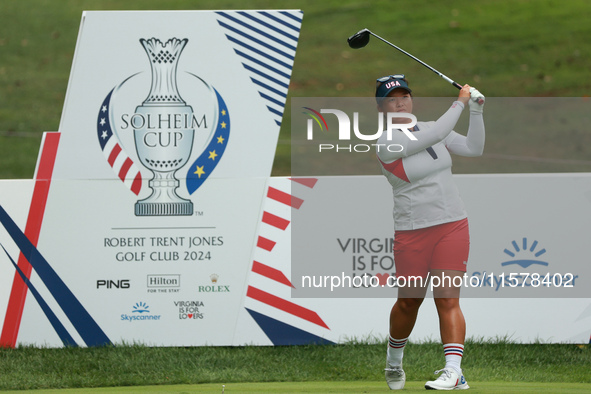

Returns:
221,109,227,116
194,165,205,178
208,150,218,160
220,121,227,129
217,135,225,144
100,118,106,126
101,105,107,113
101,130,108,140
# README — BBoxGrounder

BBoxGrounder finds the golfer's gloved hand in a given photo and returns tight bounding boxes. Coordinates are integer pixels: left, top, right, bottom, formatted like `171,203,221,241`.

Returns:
469,87,485,114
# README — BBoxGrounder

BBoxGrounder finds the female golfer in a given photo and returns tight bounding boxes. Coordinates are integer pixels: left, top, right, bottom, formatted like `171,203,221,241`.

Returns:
375,74,485,390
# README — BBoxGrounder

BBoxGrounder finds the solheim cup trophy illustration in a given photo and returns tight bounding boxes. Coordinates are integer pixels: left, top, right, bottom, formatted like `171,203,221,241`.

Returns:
134,38,194,216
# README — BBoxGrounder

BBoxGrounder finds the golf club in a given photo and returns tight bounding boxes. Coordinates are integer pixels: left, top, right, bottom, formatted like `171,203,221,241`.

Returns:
348,28,484,104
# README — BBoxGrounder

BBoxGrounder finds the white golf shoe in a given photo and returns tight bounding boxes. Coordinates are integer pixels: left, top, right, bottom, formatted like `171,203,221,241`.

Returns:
385,364,406,390
425,368,469,390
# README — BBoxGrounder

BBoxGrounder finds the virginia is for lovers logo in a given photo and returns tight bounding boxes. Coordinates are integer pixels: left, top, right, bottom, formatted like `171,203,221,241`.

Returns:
96,37,230,216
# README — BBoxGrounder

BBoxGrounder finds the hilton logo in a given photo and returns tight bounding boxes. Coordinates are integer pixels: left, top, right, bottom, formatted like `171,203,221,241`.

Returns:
147,274,180,288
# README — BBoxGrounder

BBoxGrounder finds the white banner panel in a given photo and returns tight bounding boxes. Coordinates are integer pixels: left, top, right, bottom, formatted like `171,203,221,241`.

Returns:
1,172,590,344
291,174,590,299
0,181,34,331
0,10,305,348
284,175,591,344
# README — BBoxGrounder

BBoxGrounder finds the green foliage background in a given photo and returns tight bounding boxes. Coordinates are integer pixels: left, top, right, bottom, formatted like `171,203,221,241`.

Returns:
1,0,590,178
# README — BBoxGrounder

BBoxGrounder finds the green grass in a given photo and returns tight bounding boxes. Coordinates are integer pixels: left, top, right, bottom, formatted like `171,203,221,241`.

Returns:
1,0,591,178
2,381,591,393
0,340,589,391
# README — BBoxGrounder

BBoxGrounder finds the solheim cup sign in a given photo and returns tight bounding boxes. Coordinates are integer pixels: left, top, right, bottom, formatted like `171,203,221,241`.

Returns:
0,10,307,348
97,37,230,216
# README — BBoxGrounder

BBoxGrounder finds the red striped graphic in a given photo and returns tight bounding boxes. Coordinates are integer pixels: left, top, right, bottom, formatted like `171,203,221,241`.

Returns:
108,144,122,166
247,286,328,329
267,187,303,209
257,236,276,252
289,177,318,188
131,172,142,196
0,133,60,348
246,179,331,338
251,261,293,288
262,211,290,230
104,142,142,195
118,157,133,181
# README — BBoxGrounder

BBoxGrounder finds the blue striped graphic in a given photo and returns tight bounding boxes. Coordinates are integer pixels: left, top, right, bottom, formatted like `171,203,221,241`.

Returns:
0,205,111,347
259,92,285,108
236,11,299,42
235,49,290,79
259,11,301,32
251,78,285,97
243,63,289,89
216,10,303,127
217,20,294,60
226,36,292,70
246,308,334,345
0,242,78,347
219,12,297,52
279,10,303,23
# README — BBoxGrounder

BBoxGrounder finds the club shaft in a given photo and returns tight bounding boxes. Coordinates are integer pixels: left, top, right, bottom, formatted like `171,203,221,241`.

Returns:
368,31,463,90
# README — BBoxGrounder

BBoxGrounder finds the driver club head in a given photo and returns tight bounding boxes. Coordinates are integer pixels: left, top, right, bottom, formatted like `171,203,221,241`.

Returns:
347,28,371,49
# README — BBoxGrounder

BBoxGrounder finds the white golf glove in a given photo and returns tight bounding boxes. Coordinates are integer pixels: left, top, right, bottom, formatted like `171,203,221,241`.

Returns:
469,87,485,114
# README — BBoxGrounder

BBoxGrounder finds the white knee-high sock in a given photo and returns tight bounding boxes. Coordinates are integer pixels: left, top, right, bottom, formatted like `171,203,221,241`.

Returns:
443,343,464,375
387,336,408,366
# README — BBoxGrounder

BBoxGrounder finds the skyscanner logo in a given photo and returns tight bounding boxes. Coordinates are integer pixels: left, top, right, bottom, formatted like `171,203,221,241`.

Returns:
303,107,417,153
120,302,162,323
501,237,549,269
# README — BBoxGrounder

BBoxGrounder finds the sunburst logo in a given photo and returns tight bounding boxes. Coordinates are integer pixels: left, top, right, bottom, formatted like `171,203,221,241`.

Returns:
132,302,150,313
501,238,549,268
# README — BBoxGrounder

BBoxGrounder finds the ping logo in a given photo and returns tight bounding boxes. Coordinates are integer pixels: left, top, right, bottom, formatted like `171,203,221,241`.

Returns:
96,279,130,289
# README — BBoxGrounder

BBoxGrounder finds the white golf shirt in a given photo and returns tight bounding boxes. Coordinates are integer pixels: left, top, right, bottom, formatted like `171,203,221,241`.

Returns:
376,101,485,230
